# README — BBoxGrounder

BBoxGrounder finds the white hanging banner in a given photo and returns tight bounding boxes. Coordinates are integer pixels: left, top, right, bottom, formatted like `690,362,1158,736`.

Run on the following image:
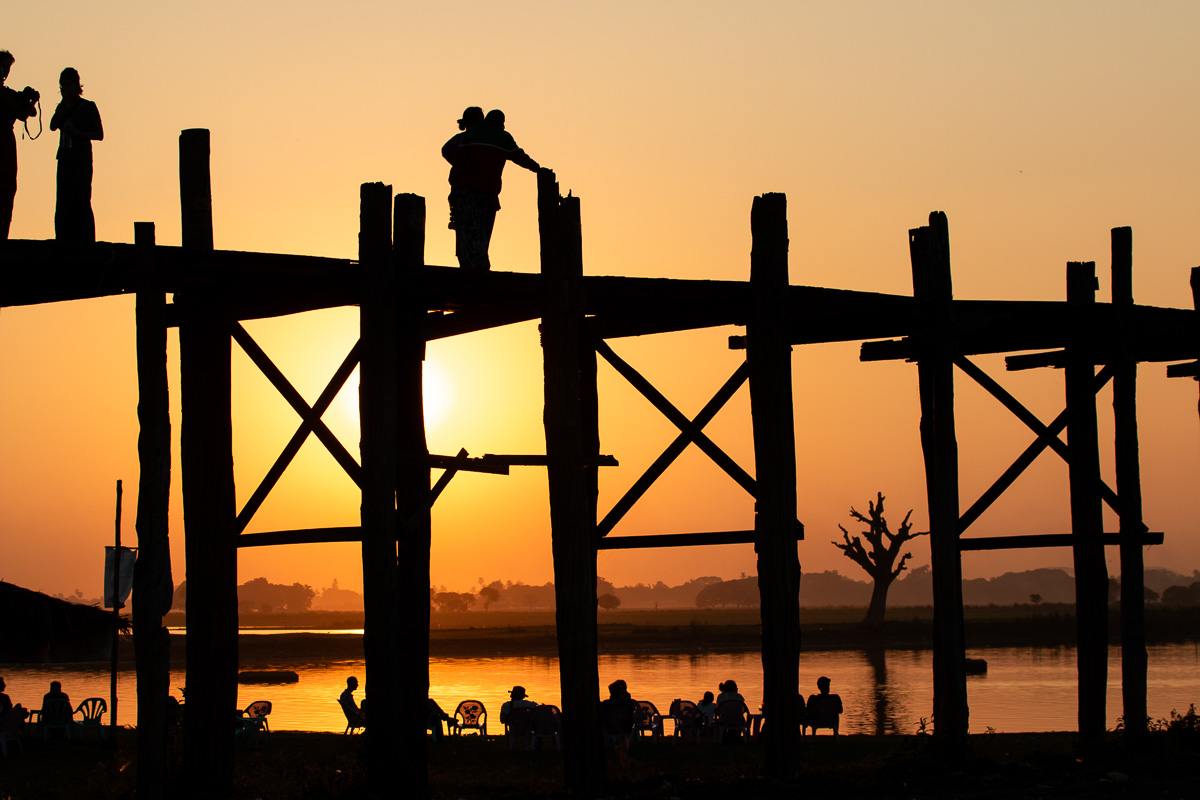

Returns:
103,546,137,609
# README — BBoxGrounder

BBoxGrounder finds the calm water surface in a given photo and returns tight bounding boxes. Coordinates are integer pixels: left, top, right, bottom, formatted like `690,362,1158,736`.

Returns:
3,642,1197,735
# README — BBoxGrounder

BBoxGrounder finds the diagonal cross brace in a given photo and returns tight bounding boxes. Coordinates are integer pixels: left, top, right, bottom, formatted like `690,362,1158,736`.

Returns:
956,356,1118,534
594,340,755,538
232,323,363,534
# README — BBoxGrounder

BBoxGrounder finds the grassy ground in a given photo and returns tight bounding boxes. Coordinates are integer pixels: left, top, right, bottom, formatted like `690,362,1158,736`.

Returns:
1,727,1197,799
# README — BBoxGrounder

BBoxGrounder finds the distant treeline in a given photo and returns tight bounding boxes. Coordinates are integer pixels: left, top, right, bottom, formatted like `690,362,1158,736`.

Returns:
165,567,1200,614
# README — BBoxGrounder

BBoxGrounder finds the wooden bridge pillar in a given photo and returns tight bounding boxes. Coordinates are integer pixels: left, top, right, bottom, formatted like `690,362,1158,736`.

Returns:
178,128,238,794
747,193,801,774
132,221,173,800
911,212,968,753
393,192,432,789
358,182,406,795
538,169,605,788
1112,227,1148,737
1066,261,1109,744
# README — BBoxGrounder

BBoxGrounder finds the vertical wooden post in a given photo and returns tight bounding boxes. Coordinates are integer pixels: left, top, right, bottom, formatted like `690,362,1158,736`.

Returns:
393,192,430,793
358,182,403,797
111,479,121,736
747,192,801,775
911,212,968,753
178,128,238,793
1112,227,1147,737
133,220,174,800
539,168,605,787
1066,260,1108,744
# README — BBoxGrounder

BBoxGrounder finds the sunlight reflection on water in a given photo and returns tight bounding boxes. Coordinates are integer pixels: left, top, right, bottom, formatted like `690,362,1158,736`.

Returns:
3,642,1196,735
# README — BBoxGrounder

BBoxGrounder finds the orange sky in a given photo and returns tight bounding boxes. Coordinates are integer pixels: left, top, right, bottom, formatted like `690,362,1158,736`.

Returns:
3,2,1199,600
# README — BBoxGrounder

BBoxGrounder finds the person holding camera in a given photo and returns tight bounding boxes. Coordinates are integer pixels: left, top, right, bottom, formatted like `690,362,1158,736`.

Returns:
50,66,102,244
0,49,39,240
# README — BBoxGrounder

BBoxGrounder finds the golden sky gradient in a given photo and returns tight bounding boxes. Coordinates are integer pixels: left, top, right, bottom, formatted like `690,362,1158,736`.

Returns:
3,2,1199,600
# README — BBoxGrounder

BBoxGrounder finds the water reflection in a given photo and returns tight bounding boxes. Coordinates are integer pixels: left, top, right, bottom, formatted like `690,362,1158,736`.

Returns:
1,643,1195,734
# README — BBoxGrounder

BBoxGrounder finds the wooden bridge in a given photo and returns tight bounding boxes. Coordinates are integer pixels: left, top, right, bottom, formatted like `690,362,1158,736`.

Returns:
2,127,1196,798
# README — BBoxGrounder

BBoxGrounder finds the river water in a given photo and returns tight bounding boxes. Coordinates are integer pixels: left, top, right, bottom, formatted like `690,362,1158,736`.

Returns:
3,642,1197,735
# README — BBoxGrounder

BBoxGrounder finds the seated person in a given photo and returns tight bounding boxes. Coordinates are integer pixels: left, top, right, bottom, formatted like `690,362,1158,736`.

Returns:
340,676,365,725
716,679,744,707
695,691,717,729
40,681,72,737
805,675,843,737
0,677,27,724
499,685,537,725
599,679,637,740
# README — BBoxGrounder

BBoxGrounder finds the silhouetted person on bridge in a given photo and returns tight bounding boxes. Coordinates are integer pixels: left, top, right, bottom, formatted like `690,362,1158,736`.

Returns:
442,106,540,270
50,67,102,244
0,50,39,239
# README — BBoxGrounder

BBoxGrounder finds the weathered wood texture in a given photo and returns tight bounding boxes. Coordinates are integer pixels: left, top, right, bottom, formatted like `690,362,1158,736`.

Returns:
539,169,605,787
394,192,432,791
178,129,238,794
747,193,802,775
133,222,173,800
1065,261,1109,745
911,213,968,754
357,182,406,796
1112,227,1148,738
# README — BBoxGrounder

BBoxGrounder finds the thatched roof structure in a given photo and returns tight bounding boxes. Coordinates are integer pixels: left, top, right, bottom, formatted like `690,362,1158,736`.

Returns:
0,581,121,663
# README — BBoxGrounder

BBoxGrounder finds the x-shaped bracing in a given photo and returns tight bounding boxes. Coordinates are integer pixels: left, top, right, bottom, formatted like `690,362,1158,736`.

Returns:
955,355,1120,535
593,338,760,539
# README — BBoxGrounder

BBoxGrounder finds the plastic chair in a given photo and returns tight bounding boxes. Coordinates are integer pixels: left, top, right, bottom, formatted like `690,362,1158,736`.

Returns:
668,698,700,742
338,695,365,734
239,700,272,746
0,710,24,756
451,699,487,737
40,698,74,740
529,704,562,751
74,698,107,740
715,699,749,743
633,700,663,741
504,705,534,749
803,694,842,737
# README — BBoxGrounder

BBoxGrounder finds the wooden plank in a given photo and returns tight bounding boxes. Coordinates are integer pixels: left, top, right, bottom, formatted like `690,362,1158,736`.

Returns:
747,192,802,776
477,454,618,467
177,128,237,796
912,213,968,754
132,222,173,800
236,527,362,547
1112,227,1148,739
598,528,799,550
1065,261,1109,745
539,170,605,787
357,181,403,797
960,531,1163,551
393,192,431,792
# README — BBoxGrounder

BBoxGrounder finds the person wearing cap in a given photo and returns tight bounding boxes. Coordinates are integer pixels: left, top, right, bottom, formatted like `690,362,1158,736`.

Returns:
499,684,537,724
441,106,541,270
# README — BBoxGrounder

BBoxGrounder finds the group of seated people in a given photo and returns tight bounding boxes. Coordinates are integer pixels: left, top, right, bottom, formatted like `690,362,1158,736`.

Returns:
339,675,456,737
689,675,843,739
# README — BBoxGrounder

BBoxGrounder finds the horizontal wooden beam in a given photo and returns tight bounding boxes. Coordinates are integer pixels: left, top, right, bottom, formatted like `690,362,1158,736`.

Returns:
236,527,362,547
958,531,1163,552
1166,360,1200,378
478,454,619,467
422,453,511,474
598,524,803,551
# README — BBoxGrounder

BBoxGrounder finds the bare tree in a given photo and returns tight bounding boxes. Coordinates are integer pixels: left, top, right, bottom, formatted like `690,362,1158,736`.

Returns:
833,492,926,628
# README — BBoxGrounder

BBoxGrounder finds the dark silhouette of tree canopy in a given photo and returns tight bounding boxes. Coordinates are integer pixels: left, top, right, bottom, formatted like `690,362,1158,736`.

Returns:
695,576,760,608
834,492,926,627
432,591,476,613
597,593,621,611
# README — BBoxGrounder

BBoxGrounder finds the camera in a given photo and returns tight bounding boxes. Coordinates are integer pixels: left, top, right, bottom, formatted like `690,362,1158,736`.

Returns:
21,86,39,102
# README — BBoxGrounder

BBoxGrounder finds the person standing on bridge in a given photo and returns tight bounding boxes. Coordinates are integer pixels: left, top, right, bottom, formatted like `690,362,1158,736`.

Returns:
442,107,541,270
50,67,102,244
0,50,39,240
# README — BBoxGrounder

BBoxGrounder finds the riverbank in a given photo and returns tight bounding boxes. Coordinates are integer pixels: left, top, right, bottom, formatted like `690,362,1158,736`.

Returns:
150,604,1200,666
0,728,1196,799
